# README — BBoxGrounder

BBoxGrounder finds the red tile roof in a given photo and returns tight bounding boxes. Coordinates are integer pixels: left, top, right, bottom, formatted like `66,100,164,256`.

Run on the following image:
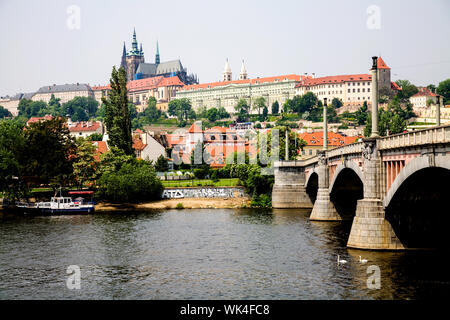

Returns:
69,121,102,132
299,132,360,147
411,88,437,97
27,115,53,125
295,74,372,88
181,74,306,91
132,137,147,151
159,76,184,87
90,141,108,161
391,82,402,91
188,122,203,133
92,85,111,91
166,134,185,147
377,57,390,69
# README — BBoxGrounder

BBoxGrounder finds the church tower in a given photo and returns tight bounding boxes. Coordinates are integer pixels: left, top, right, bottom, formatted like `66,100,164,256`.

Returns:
120,42,127,72
155,41,160,65
125,28,145,81
223,59,232,82
239,60,248,80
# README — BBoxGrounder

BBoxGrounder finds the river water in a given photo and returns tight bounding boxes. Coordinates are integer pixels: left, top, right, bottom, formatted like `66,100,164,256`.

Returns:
0,208,448,300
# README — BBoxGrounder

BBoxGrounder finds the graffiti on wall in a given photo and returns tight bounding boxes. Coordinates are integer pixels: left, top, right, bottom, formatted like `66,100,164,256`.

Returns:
162,187,245,199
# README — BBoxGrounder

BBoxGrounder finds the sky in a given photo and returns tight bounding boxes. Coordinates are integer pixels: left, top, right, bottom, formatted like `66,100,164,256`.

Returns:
0,0,449,97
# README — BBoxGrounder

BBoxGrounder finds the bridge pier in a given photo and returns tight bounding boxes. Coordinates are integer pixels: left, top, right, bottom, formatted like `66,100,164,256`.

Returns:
272,162,313,209
347,139,404,250
309,151,341,221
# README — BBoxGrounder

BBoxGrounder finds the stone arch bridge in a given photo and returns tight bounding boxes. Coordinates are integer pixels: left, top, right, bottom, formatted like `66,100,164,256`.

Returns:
272,125,450,250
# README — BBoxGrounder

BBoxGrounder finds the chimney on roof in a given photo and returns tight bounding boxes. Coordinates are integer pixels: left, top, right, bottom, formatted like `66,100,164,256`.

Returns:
312,73,315,79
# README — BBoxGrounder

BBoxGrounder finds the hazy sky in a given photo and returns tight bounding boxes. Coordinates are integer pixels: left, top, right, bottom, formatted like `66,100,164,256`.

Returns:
1,0,449,97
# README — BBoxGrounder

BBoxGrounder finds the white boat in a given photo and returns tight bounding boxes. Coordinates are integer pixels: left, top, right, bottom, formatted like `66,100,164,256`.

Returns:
16,191,95,215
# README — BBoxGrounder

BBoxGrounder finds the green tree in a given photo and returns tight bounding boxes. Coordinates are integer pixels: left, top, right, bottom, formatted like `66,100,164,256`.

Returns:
395,80,419,101
154,154,169,172
0,120,27,201
331,98,343,109
217,106,230,119
271,101,279,115
97,162,163,203
0,106,12,119
46,94,62,116
73,138,97,189
262,106,268,121
102,66,134,155
235,99,250,122
86,133,103,141
206,107,219,122
253,97,266,115
22,117,76,189
437,79,450,104
355,101,368,125
63,96,98,121
168,98,193,122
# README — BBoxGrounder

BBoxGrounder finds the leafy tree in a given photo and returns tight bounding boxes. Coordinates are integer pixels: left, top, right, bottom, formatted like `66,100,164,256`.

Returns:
355,101,368,125
168,98,193,122
86,133,103,141
62,96,98,121
154,154,169,172
72,138,97,189
262,106,268,121
46,94,62,116
437,79,450,104
271,101,279,115
427,84,436,92
96,146,136,178
21,117,76,189
235,99,250,122
18,99,48,118
206,107,219,122
395,80,418,101
253,97,266,115
0,120,27,201
267,126,306,161
0,106,12,119
331,98,343,109
97,161,163,203
102,66,134,155
217,106,230,119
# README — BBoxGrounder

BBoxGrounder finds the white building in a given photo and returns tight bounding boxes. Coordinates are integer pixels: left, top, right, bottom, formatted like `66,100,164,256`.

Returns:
176,60,309,114
409,87,438,109
32,83,95,104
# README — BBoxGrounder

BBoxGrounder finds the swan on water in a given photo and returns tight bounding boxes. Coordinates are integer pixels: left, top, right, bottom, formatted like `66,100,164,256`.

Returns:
337,255,347,265
359,256,368,264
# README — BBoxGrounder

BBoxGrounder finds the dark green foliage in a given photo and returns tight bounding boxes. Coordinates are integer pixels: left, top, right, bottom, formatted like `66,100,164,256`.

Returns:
0,120,27,200
62,96,98,121
250,194,272,208
355,101,368,125
155,154,169,172
22,117,76,188
102,66,133,155
0,106,12,118
168,98,194,122
271,101,279,115
86,133,103,141
331,98,343,109
235,99,250,122
395,80,419,101
97,162,163,203
437,79,450,104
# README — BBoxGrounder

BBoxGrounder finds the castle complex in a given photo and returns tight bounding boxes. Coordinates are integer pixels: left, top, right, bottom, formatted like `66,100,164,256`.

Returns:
120,29,198,85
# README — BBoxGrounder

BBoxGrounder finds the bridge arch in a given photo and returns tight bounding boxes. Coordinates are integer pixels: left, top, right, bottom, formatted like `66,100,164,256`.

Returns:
383,154,450,208
305,167,318,188
329,161,364,193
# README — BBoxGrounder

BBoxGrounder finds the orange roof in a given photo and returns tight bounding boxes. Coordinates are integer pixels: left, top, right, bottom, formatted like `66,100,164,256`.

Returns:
298,132,360,147
412,87,437,97
27,115,53,125
127,76,164,93
166,134,185,147
159,76,184,87
132,137,147,151
181,74,306,91
377,57,390,69
90,141,108,161
188,122,203,133
391,82,402,91
69,121,101,132
92,85,111,91
296,74,371,88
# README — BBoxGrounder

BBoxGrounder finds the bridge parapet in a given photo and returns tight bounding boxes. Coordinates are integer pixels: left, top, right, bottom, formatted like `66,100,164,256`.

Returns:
326,141,364,160
379,124,450,150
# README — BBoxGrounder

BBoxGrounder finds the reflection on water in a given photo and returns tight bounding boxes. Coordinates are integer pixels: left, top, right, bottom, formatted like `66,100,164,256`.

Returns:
0,209,448,300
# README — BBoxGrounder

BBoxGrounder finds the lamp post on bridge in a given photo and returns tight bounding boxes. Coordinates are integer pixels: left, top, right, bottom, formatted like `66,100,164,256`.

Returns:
370,56,379,137
436,95,441,127
323,97,328,150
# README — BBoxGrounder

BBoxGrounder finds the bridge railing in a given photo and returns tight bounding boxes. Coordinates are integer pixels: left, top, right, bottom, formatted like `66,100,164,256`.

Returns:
326,141,364,159
379,124,450,150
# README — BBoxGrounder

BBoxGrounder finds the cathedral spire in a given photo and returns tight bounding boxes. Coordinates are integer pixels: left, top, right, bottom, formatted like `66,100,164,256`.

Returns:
239,59,247,80
155,40,160,65
120,42,127,70
132,28,138,52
